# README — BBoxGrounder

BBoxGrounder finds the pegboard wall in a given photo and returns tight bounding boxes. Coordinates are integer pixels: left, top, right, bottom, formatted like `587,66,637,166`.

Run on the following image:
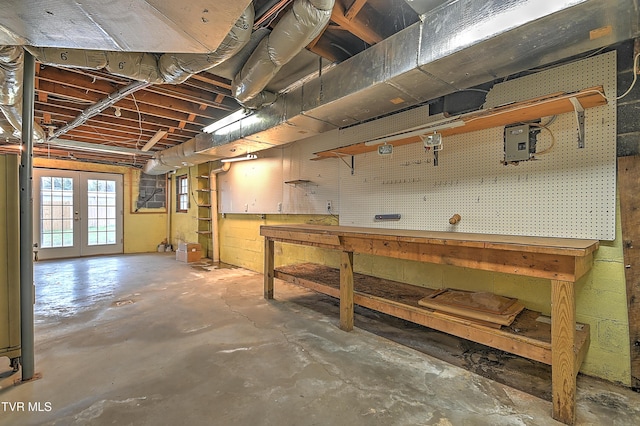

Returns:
218,131,340,214
339,52,617,240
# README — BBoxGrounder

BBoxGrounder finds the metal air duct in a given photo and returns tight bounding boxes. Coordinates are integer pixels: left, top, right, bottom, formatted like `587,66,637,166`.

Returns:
25,4,255,85
0,46,45,142
1,4,254,144
231,0,334,109
143,0,638,175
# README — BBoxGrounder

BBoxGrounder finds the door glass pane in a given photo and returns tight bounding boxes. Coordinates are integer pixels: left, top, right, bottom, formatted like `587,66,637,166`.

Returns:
87,179,117,246
40,176,74,248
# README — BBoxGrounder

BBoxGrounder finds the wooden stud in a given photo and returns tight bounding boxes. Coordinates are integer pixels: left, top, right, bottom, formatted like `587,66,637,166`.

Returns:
345,0,368,21
331,2,383,45
551,279,577,425
214,93,225,104
618,155,640,388
340,251,354,331
264,238,275,299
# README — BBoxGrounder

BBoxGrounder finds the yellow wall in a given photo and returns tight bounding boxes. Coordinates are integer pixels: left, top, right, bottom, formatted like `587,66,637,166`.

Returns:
218,200,630,385
33,158,167,253
168,166,200,248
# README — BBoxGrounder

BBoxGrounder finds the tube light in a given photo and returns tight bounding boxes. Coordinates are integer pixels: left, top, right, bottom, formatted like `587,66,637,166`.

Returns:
221,154,257,163
363,119,465,146
48,138,154,156
203,109,250,134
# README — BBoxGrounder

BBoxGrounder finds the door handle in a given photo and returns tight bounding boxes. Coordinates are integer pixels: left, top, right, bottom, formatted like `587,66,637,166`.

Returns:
74,211,80,221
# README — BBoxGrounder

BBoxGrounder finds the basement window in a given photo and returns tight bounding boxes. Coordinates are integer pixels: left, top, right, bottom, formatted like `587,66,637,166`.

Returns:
176,175,189,212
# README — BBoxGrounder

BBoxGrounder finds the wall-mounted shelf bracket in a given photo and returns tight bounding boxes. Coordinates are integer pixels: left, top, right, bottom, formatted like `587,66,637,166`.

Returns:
569,96,586,148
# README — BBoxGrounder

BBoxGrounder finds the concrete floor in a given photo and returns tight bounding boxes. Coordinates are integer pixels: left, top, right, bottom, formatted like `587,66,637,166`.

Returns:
1,254,639,425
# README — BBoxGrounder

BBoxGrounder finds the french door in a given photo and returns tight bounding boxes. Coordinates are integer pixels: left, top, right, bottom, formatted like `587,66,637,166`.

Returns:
33,169,123,260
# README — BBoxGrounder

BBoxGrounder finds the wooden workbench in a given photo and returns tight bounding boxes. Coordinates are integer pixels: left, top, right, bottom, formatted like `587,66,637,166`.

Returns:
260,224,599,425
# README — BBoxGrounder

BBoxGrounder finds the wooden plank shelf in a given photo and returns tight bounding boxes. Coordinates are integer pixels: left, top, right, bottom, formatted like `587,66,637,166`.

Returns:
262,224,598,424
312,86,607,160
275,263,590,367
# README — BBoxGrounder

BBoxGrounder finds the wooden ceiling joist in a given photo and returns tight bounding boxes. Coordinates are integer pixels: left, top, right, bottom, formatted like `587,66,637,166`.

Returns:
331,1,382,45
344,0,368,21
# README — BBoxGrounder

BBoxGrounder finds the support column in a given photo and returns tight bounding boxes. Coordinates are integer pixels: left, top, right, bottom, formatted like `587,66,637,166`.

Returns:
339,251,354,331
551,279,577,425
19,50,35,381
264,238,274,299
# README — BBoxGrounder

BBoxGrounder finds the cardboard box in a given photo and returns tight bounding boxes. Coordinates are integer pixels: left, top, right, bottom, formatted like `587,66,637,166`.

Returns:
176,249,202,263
177,242,201,252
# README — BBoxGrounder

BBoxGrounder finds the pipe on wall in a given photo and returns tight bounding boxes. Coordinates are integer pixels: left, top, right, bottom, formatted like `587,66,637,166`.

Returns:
19,50,35,381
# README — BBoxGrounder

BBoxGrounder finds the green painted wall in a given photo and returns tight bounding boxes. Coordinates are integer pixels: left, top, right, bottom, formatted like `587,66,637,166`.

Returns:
218,202,630,385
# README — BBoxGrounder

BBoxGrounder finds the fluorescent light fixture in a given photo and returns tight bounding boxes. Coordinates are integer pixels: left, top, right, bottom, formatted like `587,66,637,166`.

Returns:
141,130,167,152
364,119,465,146
203,109,249,134
48,138,154,156
221,154,257,163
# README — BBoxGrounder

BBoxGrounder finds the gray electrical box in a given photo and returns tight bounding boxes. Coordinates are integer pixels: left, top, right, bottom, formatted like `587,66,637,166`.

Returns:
504,124,533,162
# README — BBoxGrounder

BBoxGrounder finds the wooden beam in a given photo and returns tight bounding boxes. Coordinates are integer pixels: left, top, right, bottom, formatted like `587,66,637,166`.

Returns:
340,251,354,331
35,100,205,134
214,93,225,104
36,80,219,123
36,70,232,118
618,155,640,389
551,280,577,425
345,0,368,21
190,72,232,90
331,2,382,45
264,238,275,299
46,66,234,105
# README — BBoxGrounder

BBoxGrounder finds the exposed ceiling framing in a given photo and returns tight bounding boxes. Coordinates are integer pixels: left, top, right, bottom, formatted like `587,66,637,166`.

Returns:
0,0,421,166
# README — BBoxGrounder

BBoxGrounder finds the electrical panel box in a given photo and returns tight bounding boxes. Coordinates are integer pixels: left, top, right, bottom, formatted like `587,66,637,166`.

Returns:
504,124,533,162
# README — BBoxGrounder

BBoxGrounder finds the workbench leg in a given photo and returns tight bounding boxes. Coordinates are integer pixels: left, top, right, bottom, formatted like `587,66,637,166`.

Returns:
340,251,354,331
264,238,274,299
551,279,577,425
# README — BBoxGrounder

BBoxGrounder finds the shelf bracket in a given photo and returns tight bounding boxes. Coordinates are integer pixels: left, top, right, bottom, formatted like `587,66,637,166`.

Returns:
569,96,586,149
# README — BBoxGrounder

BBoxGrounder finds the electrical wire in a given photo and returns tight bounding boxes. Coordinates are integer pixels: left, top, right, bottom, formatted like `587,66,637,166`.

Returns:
130,93,144,149
616,52,640,100
530,123,556,155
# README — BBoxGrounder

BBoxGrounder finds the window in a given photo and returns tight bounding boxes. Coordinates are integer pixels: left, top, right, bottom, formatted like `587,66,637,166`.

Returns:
87,179,117,245
177,175,189,212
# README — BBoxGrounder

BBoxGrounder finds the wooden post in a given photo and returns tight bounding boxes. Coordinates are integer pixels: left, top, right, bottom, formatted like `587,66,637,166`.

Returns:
551,279,576,425
618,155,640,388
340,251,354,331
264,238,274,299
